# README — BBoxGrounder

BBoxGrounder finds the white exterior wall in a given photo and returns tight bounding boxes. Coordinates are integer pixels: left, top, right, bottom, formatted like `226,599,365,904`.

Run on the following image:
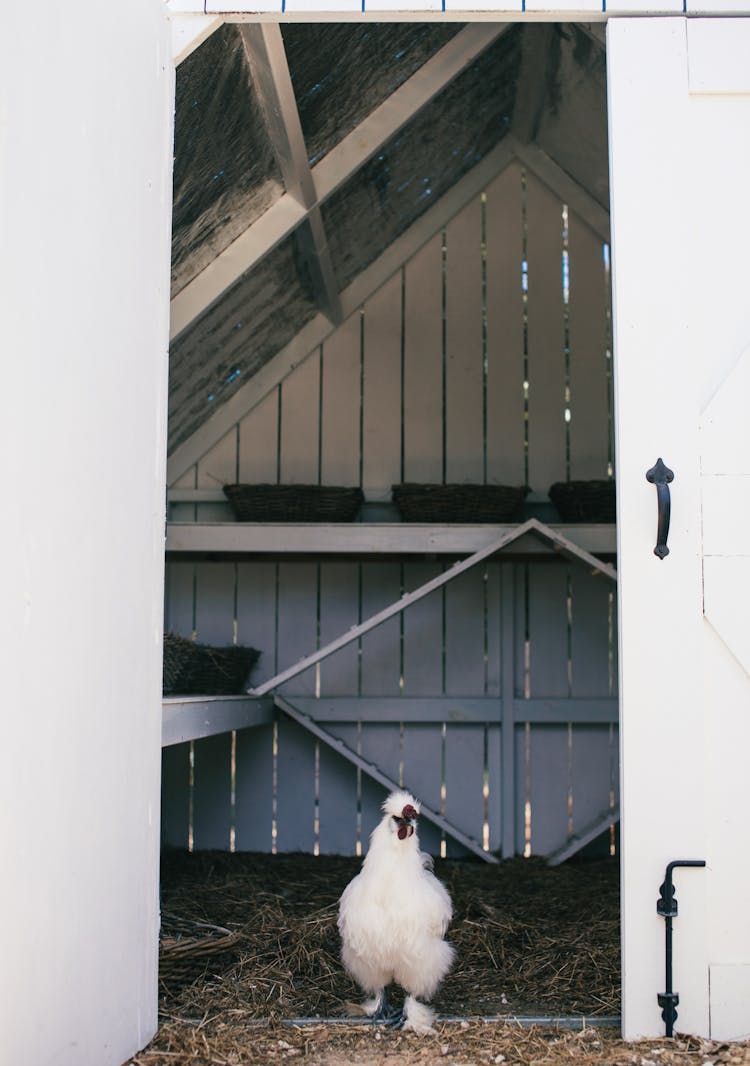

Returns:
0,4,173,1065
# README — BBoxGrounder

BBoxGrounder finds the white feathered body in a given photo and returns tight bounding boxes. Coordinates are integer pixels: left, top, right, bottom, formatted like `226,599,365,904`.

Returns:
337,792,455,1003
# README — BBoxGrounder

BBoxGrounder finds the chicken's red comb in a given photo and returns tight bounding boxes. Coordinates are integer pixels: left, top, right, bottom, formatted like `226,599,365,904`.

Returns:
402,804,418,821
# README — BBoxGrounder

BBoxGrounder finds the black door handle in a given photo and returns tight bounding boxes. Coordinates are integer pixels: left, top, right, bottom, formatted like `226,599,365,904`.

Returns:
646,458,674,559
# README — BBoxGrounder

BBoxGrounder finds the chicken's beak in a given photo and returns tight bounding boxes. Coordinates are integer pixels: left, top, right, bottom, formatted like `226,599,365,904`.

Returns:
395,817,416,840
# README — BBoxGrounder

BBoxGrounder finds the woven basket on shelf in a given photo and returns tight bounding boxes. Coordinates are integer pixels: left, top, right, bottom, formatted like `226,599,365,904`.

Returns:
160,913,239,983
548,480,616,522
163,633,260,696
391,483,528,523
223,483,363,522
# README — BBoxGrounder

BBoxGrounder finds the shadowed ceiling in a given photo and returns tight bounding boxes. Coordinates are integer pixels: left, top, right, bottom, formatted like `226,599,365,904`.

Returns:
169,21,608,459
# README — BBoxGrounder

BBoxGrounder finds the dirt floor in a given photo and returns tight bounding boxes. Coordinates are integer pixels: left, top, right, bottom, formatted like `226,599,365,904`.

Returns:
126,852,750,1066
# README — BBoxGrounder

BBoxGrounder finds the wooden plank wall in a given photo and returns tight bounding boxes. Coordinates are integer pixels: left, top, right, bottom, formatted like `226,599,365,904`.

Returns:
163,163,617,859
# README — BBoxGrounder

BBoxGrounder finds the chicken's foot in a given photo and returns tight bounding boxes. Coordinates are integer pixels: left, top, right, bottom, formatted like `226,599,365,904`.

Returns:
370,988,402,1025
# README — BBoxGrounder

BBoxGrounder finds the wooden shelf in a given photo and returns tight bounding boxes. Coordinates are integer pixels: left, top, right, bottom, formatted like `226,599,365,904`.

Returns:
161,694,617,748
162,695,273,747
166,521,616,557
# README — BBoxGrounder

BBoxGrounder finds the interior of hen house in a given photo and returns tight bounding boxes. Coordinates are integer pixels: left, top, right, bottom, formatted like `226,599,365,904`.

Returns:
160,19,619,1025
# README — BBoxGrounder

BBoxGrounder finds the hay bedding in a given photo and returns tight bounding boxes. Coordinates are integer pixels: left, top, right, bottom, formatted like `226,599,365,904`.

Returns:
127,852,750,1066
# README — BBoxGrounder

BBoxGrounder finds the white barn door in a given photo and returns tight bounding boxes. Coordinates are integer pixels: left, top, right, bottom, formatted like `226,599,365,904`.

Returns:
0,2,173,1064
608,17,750,1041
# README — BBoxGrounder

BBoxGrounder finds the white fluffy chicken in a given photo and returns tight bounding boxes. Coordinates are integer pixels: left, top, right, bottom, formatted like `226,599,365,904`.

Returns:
337,790,455,1034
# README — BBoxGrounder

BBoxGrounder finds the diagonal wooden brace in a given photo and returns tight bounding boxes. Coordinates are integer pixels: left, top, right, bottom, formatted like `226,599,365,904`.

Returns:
248,519,616,698
274,695,498,864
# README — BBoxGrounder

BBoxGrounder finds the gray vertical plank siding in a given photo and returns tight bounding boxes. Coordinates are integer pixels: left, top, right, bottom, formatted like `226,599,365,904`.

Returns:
444,724,487,858
164,184,614,859
319,562,360,696
401,723,444,856
403,233,444,483
359,562,402,696
162,563,195,847
234,724,275,852
192,733,233,850
275,716,316,852
161,743,191,848
280,353,320,484
485,164,526,486
321,320,361,488
569,569,619,842
238,388,279,483
445,196,484,484
191,563,235,849
234,561,277,850
445,566,486,696
362,273,402,500
567,213,611,480
359,722,404,844
524,171,567,493
317,732,359,856
526,564,571,856
486,723,503,854
276,562,318,697
402,561,444,695
196,430,236,521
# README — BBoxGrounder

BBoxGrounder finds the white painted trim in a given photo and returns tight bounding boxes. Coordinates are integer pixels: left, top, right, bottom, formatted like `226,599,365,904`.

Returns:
608,15,709,1039
687,18,750,93
169,2,750,16
171,13,224,65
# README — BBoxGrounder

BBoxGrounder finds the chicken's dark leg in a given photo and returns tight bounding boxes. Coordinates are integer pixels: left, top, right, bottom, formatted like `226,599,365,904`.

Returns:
370,987,401,1024
384,1006,406,1030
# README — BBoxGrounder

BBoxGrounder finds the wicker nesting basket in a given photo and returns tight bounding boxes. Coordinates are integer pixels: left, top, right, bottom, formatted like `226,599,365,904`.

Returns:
548,479,616,522
163,633,260,696
223,483,363,522
160,913,239,983
391,482,528,523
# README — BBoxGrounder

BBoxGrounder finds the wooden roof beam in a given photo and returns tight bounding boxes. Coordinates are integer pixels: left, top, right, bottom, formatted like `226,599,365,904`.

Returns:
166,135,610,481
167,137,516,483
508,135,610,242
511,25,555,146
239,24,342,325
169,22,508,341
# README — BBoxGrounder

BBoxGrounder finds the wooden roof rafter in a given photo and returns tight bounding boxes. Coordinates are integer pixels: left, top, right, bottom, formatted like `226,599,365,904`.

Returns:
167,136,516,483
166,130,609,484
239,24,342,326
169,23,510,341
